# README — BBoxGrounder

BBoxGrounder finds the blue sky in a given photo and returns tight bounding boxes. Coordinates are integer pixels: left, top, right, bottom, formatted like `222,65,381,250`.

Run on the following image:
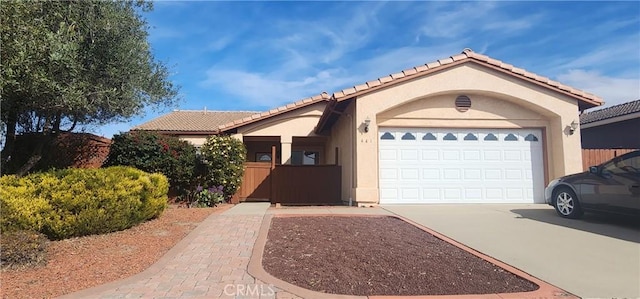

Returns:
93,1,640,138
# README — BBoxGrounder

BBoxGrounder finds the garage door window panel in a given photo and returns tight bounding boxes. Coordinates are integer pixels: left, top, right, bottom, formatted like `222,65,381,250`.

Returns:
380,132,395,140
524,134,539,142
504,133,519,141
401,133,416,140
422,133,437,140
484,133,498,141
464,133,478,141
443,133,457,141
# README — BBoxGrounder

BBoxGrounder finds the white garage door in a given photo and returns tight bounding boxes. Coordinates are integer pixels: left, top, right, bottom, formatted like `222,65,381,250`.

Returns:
379,128,545,204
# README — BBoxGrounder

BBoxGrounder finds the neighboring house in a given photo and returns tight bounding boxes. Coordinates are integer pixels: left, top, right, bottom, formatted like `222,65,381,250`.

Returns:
135,48,603,205
133,110,258,148
579,99,640,149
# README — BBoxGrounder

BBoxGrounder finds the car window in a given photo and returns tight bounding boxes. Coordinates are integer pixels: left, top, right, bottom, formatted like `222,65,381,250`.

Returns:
603,155,640,176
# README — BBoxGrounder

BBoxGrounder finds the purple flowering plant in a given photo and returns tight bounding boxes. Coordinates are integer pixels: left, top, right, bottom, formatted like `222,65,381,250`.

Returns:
180,185,225,208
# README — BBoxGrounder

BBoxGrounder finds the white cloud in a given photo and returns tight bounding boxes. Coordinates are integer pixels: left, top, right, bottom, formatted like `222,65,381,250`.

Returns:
267,2,385,67
188,2,638,111
349,43,467,86
417,2,542,39
557,69,640,107
196,3,392,107
554,36,640,71
206,36,233,52
201,68,358,107
199,43,468,107
482,13,542,33
419,2,497,38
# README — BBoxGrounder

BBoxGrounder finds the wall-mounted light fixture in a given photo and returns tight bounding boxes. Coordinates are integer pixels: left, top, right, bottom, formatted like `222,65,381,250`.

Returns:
568,120,579,135
363,117,371,133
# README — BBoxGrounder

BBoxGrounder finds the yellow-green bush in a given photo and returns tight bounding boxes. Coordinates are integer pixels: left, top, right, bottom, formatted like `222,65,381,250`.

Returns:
0,166,168,240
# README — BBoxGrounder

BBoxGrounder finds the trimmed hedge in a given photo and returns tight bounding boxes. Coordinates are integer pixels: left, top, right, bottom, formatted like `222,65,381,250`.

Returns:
0,166,168,240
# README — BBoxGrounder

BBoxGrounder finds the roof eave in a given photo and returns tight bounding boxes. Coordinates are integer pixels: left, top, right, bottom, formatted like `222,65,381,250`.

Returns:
315,97,339,134
218,93,330,133
333,59,602,109
130,129,220,135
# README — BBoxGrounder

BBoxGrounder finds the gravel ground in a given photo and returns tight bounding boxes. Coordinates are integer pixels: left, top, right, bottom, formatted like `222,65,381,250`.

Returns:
263,216,540,296
0,204,231,299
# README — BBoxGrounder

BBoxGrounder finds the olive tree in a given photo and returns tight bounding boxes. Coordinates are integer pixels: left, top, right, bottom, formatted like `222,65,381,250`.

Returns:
1,0,179,175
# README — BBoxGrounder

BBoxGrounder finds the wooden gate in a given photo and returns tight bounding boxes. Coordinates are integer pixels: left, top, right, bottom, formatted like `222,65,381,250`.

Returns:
233,162,272,203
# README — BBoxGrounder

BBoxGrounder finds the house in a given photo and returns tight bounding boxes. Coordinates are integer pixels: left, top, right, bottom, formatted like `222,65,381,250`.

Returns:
133,110,259,147
579,99,640,149
134,48,603,205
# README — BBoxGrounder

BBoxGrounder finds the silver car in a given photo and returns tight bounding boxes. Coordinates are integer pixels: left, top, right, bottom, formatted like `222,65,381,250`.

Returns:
545,150,640,219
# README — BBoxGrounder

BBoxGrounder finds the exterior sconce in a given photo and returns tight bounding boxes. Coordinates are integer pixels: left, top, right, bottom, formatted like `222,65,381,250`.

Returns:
363,117,371,133
568,120,579,135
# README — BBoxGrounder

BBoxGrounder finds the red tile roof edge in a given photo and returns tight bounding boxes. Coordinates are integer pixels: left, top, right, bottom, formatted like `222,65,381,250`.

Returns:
331,48,603,106
217,92,331,132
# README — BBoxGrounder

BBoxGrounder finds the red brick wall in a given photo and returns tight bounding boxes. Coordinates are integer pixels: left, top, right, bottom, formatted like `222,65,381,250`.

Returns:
7,132,112,172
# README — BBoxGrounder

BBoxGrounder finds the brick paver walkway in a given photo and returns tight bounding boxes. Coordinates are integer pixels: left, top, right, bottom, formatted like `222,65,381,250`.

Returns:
59,203,300,299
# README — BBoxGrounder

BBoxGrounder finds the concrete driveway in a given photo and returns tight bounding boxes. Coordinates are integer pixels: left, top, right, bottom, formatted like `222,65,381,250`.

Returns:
383,204,640,299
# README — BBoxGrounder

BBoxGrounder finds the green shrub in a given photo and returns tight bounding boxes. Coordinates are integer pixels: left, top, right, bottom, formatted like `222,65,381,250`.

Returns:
199,135,246,199
0,230,49,269
104,131,196,192
0,166,168,240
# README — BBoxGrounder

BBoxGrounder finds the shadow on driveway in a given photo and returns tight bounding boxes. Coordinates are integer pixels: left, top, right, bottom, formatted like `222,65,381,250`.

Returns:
511,208,640,243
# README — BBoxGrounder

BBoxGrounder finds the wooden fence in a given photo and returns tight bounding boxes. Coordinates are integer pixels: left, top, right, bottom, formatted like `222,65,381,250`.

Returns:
233,153,342,205
582,149,637,170
271,165,342,205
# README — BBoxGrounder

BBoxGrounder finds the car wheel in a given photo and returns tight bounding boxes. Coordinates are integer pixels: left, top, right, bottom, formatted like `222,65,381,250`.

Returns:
553,188,583,219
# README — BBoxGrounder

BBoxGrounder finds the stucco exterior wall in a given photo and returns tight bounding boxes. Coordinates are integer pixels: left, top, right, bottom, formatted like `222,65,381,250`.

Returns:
325,101,356,203
352,62,583,204
238,102,325,137
237,102,326,165
177,135,210,147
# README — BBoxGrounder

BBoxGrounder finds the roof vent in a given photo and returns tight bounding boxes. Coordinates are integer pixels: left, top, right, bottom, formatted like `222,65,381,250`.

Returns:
455,95,471,112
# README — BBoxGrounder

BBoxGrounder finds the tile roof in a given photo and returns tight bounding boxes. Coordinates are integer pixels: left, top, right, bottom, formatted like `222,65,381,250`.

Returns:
580,99,640,124
217,92,330,132
332,48,603,107
133,110,259,133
